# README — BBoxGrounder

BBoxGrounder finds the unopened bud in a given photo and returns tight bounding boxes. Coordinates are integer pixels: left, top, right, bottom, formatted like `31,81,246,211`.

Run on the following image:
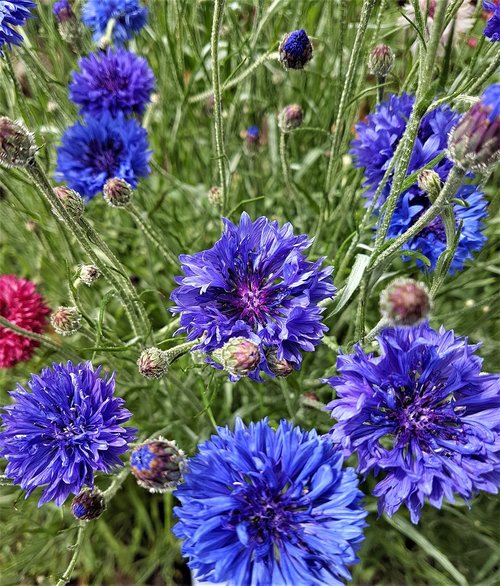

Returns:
245,126,260,145
130,439,186,493
71,488,106,521
79,264,100,286
213,337,260,376
417,169,442,200
279,29,313,70
266,349,294,378
0,117,36,168
380,278,431,326
278,104,304,132
368,44,395,78
137,347,168,379
208,186,222,206
53,186,85,218
51,306,81,336
103,177,133,207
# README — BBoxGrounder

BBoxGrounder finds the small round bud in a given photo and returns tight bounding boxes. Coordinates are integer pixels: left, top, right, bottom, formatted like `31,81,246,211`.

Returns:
71,488,106,521
278,104,304,132
51,306,81,336
279,29,313,70
213,337,261,376
380,278,431,326
266,349,294,378
137,347,168,379
79,264,100,286
208,186,222,206
130,439,186,493
0,117,36,168
53,186,85,218
417,170,442,200
368,44,395,78
245,126,260,145
103,177,133,207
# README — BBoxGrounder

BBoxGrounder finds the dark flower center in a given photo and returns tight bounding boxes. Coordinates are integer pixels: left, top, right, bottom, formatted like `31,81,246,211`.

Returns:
101,73,129,92
420,216,446,240
87,137,125,175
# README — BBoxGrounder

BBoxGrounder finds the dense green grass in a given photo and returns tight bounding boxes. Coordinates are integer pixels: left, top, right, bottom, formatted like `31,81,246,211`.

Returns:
0,1,499,584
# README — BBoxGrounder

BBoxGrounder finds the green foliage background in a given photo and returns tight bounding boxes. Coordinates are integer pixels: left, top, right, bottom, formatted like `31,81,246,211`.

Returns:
0,1,499,584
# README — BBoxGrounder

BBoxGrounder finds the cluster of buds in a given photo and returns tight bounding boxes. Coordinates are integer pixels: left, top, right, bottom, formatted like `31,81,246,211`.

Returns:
448,83,500,173
380,278,431,326
0,117,36,169
130,439,186,493
79,264,100,286
103,177,133,208
279,29,313,70
71,488,106,521
368,44,395,78
54,186,85,219
213,337,261,377
278,104,304,133
50,306,81,336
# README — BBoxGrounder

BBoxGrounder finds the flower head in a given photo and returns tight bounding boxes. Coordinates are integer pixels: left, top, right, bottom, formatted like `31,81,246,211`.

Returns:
82,0,147,46
0,275,50,368
173,418,366,586
56,112,151,201
483,1,500,41
170,212,335,381
351,93,488,273
131,439,185,492
368,44,395,78
50,306,81,336
69,49,155,117
279,29,313,70
0,361,136,506
0,0,35,53
137,347,168,379
324,323,500,523
278,104,304,132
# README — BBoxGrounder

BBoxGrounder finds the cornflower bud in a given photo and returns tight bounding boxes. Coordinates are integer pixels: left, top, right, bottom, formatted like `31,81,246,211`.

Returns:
208,186,222,206
279,29,313,70
79,264,100,286
71,488,106,521
103,177,133,208
213,337,261,376
137,347,169,379
417,169,442,200
50,306,81,336
368,44,395,78
448,83,500,172
278,104,304,133
0,117,36,168
53,186,85,218
266,349,294,378
380,278,431,326
130,439,186,493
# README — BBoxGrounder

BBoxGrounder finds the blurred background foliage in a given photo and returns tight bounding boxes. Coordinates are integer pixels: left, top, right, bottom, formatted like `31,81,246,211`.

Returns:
0,0,499,584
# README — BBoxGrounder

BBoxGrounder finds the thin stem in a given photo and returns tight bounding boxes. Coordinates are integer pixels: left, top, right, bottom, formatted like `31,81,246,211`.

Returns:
210,0,229,216
354,277,368,341
200,385,218,429
365,318,389,344
55,523,87,586
279,130,298,200
127,204,178,266
102,468,130,500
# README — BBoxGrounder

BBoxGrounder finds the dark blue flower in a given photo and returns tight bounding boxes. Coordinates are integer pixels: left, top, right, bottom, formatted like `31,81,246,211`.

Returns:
279,29,313,69
324,323,500,524
56,112,151,200
0,361,136,506
351,93,488,273
483,1,500,41
69,48,155,117
82,0,147,46
173,418,367,585
170,212,335,381
0,0,35,53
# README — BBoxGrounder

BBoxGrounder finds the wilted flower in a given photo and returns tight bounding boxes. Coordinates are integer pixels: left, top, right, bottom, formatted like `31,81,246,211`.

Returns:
368,44,395,78
0,117,36,168
103,177,133,207
212,336,261,377
170,212,335,381
379,278,431,325
130,439,186,492
449,83,500,172
71,488,106,521
82,0,147,46
69,49,155,117
0,275,50,368
483,1,500,42
278,104,304,132
137,347,168,379
50,306,81,336
173,418,367,585
0,0,35,54
0,361,136,506
324,323,500,523
56,113,151,200
279,29,313,69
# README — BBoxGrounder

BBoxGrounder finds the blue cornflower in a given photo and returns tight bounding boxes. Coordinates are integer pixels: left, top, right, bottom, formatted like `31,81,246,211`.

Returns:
56,112,151,200
0,0,35,53
170,212,335,381
82,0,147,46
0,361,136,506
173,418,367,585
351,93,488,273
279,29,313,69
324,323,500,524
483,1,500,41
52,0,72,22
69,48,155,117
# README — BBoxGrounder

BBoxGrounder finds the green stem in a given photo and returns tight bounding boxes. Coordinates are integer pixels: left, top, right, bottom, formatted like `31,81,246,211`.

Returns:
279,130,299,201
164,339,197,363
210,0,229,216
102,468,129,500
364,318,389,344
354,277,368,341
55,524,87,586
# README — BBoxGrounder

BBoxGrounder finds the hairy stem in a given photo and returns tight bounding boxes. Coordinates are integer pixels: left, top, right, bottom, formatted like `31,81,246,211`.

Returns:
55,523,87,586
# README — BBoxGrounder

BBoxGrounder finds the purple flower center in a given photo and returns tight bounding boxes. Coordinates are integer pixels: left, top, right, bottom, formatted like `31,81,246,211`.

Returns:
87,137,125,175
421,216,446,240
